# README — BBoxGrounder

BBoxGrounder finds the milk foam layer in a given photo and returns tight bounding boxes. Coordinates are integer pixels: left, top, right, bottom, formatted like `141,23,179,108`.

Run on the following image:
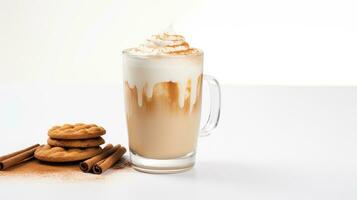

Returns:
123,32,203,111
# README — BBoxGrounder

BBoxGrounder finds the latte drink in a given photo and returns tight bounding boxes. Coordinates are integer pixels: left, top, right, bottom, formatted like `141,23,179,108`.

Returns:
123,32,219,173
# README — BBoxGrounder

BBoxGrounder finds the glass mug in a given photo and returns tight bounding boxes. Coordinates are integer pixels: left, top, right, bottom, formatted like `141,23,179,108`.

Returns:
122,49,220,173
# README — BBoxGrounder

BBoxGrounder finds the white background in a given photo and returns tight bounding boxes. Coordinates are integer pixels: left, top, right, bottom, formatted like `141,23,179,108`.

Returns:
1,1,357,199
1,0,357,85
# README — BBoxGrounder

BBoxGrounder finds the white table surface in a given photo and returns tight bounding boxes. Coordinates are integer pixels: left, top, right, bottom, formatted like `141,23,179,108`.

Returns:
0,84,356,200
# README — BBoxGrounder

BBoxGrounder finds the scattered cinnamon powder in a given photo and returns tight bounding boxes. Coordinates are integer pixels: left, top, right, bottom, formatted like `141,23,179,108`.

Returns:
0,159,104,181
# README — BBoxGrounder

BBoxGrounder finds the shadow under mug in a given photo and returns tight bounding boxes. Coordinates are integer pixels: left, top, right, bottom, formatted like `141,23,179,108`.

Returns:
123,50,221,173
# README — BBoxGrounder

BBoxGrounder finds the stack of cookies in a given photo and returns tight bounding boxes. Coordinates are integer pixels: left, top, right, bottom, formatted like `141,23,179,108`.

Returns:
35,123,105,162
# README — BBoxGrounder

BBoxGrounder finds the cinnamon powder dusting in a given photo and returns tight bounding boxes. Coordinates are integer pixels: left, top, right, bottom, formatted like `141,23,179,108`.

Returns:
0,159,104,181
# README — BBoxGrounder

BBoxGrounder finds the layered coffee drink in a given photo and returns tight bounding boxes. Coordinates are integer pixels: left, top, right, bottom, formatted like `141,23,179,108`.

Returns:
123,32,203,160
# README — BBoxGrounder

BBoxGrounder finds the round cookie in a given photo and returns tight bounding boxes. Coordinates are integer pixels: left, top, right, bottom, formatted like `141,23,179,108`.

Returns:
34,145,102,162
47,137,105,148
48,123,106,140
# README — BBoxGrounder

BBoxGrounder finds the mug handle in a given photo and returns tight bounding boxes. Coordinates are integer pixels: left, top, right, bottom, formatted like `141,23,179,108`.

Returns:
200,74,221,137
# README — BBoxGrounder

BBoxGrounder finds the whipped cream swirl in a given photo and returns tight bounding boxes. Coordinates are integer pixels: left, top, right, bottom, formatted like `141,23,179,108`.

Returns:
127,32,200,56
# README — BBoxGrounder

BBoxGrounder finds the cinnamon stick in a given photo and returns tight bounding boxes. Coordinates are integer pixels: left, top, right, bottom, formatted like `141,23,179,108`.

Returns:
0,144,39,162
0,144,40,170
93,146,126,174
79,144,114,172
96,158,105,166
